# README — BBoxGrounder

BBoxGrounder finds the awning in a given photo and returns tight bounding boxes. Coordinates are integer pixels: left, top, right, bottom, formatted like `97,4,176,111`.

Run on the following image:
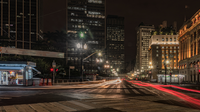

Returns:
32,68,41,75
0,67,24,71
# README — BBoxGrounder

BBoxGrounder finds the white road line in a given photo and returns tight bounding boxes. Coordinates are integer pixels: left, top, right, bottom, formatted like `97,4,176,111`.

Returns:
124,89,130,94
139,89,151,94
132,89,140,94
127,85,133,88
68,101,95,110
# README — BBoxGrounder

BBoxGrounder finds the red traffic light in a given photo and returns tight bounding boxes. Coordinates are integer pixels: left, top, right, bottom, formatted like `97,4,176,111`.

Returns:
199,70,200,73
56,69,58,72
50,68,54,72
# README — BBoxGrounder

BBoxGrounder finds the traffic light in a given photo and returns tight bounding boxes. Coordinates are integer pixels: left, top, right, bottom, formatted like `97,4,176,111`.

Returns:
199,70,200,73
50,68,54,72
50,68,58,72
170,73,172,76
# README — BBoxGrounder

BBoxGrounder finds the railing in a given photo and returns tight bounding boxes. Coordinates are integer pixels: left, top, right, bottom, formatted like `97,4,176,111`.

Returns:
55,79,105,85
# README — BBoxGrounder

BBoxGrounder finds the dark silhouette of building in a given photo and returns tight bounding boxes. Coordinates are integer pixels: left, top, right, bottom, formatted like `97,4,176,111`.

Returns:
0,0,40,49
106,15,125,74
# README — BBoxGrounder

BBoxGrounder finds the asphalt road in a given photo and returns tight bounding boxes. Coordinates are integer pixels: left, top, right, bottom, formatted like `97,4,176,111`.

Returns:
0,80,199,112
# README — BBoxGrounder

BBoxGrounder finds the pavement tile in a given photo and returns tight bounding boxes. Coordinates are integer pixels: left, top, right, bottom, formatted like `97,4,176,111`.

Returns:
59,101,88,111
14,104,35,112
50,102,77,111
37,103,65,112
3,105,19,112
29,104,49,112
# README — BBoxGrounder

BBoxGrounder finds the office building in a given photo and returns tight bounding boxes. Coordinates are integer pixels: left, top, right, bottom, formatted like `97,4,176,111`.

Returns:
106,15,125,74
67,0,106,74
0,0,40,50
134,23,154,76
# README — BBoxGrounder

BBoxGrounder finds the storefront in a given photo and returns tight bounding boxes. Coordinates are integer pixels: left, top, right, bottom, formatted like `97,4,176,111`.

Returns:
0,61,40,86
157,74,185,83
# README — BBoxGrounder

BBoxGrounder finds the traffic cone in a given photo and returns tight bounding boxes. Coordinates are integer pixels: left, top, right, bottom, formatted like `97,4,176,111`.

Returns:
48,79,52,86
39,79,43,86
33,81,35,86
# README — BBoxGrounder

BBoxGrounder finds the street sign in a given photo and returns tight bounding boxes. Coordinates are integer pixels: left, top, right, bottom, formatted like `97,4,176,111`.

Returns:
69,66,75,69
52,60,56,68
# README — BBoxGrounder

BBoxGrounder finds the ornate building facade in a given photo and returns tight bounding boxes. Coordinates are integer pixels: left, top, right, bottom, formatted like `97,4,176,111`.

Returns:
148,35,180,83
179,9,200,83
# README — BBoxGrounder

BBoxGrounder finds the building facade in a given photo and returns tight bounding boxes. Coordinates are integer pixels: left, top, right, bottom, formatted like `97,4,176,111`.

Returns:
148,35,180,83
179,9,200,83
134,24,154,76
0,0,40,50
106,15,125,74
67,0,106,74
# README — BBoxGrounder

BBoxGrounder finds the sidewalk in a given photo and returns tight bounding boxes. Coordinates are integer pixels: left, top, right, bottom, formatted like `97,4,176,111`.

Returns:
0,97,199,112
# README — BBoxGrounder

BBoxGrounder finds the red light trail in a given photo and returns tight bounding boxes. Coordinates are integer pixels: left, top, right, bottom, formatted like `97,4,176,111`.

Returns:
126,80,200,107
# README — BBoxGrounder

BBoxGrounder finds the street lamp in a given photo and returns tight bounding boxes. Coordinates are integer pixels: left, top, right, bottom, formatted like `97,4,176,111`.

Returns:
98,52,102,56
164,59,170,85
77,41,87,82
104,64,110,76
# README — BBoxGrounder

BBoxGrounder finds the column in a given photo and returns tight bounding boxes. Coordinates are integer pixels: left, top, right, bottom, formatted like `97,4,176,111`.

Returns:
180,41,182,60
196,32,198,55
189,37,191,58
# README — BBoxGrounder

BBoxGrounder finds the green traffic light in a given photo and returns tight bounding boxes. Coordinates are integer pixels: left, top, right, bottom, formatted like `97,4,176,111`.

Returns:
80,32,84,38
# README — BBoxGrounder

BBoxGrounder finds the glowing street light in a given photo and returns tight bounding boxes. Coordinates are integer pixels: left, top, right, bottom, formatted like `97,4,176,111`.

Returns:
98,52,102,56
77,43,81,48
84,44,87,49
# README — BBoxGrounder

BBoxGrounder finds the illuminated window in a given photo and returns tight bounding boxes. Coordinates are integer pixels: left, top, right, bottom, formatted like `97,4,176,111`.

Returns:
174,60,176,62
156,54,159,57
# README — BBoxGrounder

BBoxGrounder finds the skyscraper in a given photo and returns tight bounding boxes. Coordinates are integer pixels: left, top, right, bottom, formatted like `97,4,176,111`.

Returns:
67,0,106,74
0,0,40,49
106,15,125,74
134,23,154,76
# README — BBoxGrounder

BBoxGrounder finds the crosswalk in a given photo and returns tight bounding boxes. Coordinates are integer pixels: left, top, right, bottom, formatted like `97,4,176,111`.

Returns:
61,83,154,95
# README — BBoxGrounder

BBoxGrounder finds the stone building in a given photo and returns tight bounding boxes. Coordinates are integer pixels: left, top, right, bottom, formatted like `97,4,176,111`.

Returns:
179,9,200,83
148,35,180,83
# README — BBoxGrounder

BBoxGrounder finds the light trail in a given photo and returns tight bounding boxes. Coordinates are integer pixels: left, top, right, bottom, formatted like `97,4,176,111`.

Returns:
126,80,200,107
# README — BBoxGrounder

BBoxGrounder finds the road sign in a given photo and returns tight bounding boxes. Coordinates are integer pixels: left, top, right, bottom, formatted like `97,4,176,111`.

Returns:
69,66,75,69
52,60,56,68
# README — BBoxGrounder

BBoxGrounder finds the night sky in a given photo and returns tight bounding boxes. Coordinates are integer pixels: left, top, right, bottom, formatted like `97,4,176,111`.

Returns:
43,0,200,63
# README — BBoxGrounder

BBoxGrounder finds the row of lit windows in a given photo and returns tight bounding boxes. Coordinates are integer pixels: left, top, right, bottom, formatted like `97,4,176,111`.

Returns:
162,37,176,41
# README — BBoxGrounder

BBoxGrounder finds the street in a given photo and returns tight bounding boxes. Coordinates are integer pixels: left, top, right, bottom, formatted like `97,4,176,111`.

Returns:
0,80,200,112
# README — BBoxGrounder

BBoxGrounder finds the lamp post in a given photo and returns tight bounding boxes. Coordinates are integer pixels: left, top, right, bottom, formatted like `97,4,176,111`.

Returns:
149,62,153,80
104,64,110,76
164,56,169,85
77,32,87,82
